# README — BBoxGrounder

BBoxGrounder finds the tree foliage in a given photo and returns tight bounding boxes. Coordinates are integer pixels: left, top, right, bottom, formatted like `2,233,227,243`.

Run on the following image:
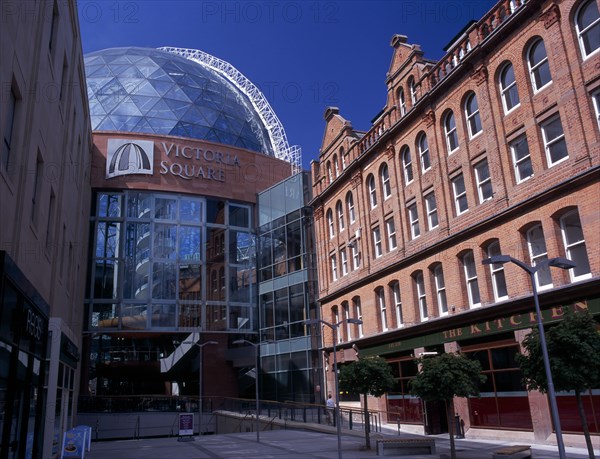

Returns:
338,356,395,397
516,307,600,459
409,353,486,402
516,307,600,394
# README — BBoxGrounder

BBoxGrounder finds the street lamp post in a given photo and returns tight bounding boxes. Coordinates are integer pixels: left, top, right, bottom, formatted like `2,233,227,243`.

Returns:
483,255,575,459
304,318,363,459
196,340,218,437
232,339,262,443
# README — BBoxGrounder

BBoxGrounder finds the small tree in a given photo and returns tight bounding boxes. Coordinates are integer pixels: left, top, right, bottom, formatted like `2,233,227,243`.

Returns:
516,307,600,459
409,353,485,459
338,356,395,449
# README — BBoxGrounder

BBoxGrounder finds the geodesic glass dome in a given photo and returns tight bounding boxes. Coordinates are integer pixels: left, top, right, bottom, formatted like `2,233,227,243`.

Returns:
85,47,275,155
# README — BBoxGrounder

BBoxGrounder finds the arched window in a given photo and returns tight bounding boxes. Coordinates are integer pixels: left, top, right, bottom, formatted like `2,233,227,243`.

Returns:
332,306,342,343
444,111,459,153
432,264,448,316
342,301,352,341
528,38,552,91
376,287,388,331
346,192,355,224
340,147,347,169
389,281,403,328
327,209,334,238
326,161,333,183
464,92,482,138
559,209,592,281
526,224,552,289
409,78,418,105
367,174,377,208
575,0,600,58
417,133,430,172
398,87,407,116
402,147,413,184
336,200,344,231
353,297,364,337
380,163,391,199
486,240,508,301
499,62,520,113
462,251,481,308
333,154,339,178
414,271,428,321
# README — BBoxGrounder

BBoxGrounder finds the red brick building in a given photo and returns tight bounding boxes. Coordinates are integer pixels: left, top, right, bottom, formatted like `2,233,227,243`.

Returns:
310,0,600,447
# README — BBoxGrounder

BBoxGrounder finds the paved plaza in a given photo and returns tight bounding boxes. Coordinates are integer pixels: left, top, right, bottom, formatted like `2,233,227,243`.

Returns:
83,428,598,459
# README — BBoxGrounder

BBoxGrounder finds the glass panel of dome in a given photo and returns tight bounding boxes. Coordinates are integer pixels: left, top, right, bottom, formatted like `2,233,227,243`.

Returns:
132,118,155,135
163,98,190,119
170,122,191,138
152,262,177,299
216,131,238,147
111,98,143,116
87,65,114,78
150,304,176,327
146,99,175,119
113,116,144,134
130,95,159,113
155,197,177,220
147,117,177,132
136,63,161,78
130,81,161,98
154,224,177,260
114,65,145,79
179,86,204,103
110,55,134,65
90,102,107,116
178,265,202,301
179,199,202,223
121,304,147,330
196,106,219,125
148,79,174,96
205,129,222,144
93,116,114,131
229,305,251,329
179,226,201,262
85,55,103,65
164,85,192,103
186,125,211,140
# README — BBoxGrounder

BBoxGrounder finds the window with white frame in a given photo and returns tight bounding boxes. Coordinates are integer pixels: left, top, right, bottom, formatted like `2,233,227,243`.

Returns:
346,192,356,223
381,163,392,199
410,78,418,105
408,203,420,239
386,218,397,250
528,38,552,92
330,254,338,281
341,248,348,276
398,88,407,116
425,192,438,230
391,282,403,327
415,272,428,321
559,209,592,281
418,133,431,172
527,224,552,289
341,148,347,169
402,147,413,184
368,175,377,208
465,92,483,138
353,297,364,337
327,209,334,238
343,302,352,341
433,264,448,316
462,251,481,307
593,91,600,130
373,226,383,258
444,111,459,153
377,288,388,331
487,240,508,301
575,0,600,59
336,201,345,231
333,307,342,344
452,174,468,215
351,243,360,270
333,155,339,178
541,115,568,166
499,62,520,113
474,159,493,203
510,135,533,183
327,161,333,183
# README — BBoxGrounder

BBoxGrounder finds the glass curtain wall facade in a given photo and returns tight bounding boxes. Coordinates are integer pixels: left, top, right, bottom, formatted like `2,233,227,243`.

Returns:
85,191,254,395
257,172,321,403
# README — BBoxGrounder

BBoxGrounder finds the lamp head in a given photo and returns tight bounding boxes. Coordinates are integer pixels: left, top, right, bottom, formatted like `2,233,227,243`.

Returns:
347,318,363,325
482,255,512,265
548,257,576,270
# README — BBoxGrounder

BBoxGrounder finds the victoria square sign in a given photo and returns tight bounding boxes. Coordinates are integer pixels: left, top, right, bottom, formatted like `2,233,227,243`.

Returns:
106,138,242,182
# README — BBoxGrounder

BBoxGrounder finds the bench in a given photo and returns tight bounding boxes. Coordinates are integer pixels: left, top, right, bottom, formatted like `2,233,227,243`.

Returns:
376,438,436,456
492,445,532,459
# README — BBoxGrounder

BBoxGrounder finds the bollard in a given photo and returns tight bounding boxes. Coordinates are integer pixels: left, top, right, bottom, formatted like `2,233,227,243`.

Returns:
454,414,464,439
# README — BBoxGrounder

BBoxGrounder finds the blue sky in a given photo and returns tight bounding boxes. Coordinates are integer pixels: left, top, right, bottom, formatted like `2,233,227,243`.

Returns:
78,0,498,170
